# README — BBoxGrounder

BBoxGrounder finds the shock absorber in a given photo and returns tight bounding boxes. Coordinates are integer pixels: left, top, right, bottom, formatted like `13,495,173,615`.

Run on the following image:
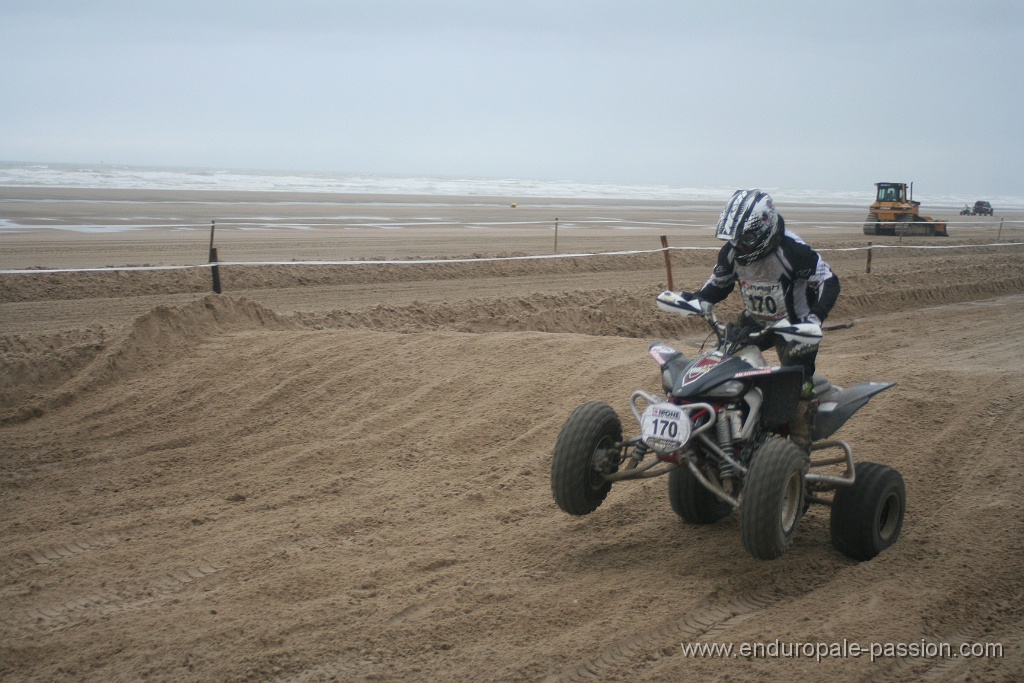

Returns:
716,411,735,481
628,440,650,467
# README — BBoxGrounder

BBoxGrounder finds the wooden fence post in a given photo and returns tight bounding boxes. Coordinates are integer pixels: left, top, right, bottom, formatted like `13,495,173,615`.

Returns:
660,235,674,290
209,221,222,294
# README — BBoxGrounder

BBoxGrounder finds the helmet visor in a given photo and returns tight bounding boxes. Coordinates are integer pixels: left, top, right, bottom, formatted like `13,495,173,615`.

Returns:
734,229,762,253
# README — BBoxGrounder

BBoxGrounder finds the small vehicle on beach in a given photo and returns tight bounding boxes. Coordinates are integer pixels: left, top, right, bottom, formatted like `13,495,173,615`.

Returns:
862,181,947,236
972,201,993,216
550,291,906,561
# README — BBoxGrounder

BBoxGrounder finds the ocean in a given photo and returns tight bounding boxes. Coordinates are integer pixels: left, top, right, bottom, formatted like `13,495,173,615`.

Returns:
5,161,1016,209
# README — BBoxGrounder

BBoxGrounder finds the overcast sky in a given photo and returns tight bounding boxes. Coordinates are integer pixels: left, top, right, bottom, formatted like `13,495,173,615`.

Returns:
3,0,1022,196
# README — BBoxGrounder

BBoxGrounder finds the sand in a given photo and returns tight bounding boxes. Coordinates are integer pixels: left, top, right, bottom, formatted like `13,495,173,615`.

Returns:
2,189,1023,681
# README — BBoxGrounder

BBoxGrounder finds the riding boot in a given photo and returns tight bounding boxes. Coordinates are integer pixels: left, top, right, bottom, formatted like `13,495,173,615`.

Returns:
789,398,817,451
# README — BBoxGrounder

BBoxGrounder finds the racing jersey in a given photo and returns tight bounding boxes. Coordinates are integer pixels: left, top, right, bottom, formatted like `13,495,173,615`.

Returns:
696,220,840,325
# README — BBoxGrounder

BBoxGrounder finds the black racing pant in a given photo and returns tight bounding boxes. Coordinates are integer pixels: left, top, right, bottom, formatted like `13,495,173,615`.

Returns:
736,311,818,393
774,337,817,392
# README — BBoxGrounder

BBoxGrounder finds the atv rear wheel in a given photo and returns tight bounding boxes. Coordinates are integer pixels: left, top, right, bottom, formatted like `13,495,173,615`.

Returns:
668,465,733,524
830,462,905,561
551,402,623,515
740,438,808,560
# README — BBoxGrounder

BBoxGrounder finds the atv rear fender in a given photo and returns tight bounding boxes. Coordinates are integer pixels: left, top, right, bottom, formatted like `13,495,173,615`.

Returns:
813,381,895,441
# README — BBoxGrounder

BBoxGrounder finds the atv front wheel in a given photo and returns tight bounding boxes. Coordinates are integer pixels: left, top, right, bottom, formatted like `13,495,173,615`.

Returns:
668,465,733,524
740,438,809,560
830,462,905,561
551,402,622,515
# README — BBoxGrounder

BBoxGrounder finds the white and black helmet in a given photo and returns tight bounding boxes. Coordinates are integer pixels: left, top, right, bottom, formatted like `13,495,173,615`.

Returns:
715,189,781,265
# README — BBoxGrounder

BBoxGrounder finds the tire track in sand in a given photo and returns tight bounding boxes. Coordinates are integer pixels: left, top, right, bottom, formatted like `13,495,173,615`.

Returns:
540,588,782,682
854,590,1023,682
0,560,226,636
1,531,121,580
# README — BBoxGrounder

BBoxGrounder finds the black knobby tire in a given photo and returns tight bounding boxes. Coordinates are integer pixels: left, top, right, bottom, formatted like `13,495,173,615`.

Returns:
668,465,733,524
830,462,906,561
551,402,623,515
740,438,808,560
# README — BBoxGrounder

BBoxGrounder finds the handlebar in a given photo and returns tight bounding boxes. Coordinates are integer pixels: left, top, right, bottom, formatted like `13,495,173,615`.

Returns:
655,290,823,352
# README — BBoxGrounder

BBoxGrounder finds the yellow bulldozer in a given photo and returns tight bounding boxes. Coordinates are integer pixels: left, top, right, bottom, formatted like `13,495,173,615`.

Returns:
863,182,948,236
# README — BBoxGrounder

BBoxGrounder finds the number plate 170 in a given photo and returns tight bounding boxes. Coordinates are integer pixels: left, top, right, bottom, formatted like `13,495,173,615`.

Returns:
640,402,692,453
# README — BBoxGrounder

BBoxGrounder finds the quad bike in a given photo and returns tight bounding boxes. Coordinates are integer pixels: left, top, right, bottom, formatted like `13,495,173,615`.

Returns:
550,291,906,561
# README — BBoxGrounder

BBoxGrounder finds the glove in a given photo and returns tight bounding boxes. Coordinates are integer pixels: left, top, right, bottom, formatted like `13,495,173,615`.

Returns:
677,291,712,316
802,314,822,327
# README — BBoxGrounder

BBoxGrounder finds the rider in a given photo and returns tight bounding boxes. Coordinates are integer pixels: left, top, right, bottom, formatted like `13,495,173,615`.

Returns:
688,189,841,449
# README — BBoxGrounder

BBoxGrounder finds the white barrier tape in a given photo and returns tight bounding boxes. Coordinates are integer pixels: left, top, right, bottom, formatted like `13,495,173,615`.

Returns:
1,264,207,274
817,241,1024,252
1,242,1020,275
785,219,1023,224
0,247,685,274
211,247,706,267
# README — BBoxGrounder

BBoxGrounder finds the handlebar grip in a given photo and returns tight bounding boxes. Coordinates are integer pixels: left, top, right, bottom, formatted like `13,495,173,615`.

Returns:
656,291,701,316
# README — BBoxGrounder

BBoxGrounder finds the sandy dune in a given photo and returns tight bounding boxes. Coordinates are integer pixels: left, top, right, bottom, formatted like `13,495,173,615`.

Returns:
2,191,1023,681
